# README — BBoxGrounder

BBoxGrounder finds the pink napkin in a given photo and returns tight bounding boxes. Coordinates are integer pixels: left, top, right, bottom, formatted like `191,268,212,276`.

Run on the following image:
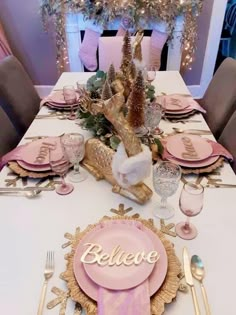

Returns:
0,145,27,170
98,280,150,315
162,139,233,161
159,94,206,114
97,220,151,315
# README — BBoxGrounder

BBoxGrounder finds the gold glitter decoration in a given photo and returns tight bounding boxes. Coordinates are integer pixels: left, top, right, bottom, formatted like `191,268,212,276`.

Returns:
60,214,181,315
47,287,70,314
160,219,177,237
110,203,133,215
40,0,203,72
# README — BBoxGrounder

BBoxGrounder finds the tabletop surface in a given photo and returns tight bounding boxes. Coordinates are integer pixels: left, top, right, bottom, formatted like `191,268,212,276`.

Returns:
0,71,236,315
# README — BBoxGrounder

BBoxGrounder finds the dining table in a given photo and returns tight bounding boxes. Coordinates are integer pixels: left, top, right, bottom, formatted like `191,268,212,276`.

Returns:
0,70,236,315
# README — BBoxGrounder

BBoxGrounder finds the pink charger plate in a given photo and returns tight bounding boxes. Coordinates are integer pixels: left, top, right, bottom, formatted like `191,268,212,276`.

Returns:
47,103,79,111
166,134,213,161
16,137,63,169
17,160,51,172
73,221,168,301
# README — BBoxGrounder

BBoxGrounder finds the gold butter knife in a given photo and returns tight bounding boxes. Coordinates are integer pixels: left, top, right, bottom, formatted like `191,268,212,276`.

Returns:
183,247,201,315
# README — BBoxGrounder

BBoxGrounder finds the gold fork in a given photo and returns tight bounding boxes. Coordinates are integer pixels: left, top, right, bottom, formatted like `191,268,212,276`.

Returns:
37,251,54,315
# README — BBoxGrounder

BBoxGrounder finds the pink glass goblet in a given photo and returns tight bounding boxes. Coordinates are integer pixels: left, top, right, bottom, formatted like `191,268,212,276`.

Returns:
63,85,77,120
49,150,74,195
147,66,157,84
61,133,87,182
176,183,204,240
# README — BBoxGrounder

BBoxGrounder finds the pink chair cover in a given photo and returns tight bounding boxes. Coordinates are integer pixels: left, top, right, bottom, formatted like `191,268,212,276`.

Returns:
0,22,12,60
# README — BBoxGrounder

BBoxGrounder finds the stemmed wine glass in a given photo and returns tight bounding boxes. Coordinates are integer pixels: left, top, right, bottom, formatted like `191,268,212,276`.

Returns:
153,161,181,219
144,102,165,136
63,85,77,120
176,183,204,240
61,133,87,182
49,146,74,195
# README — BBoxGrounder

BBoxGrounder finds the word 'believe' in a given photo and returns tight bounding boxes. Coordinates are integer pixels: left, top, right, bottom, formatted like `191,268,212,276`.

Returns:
80,243,160,266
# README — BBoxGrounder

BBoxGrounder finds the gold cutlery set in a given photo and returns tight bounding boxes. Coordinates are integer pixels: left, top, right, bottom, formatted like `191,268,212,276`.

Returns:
183,247,211,315
0,186,54,198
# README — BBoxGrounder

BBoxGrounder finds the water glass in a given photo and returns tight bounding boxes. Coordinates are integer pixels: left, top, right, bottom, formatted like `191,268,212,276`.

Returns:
153,161,181,219
63,85,77,120
176,183,204,240
146,66,157,83
49,147,74,195
61,133,87,182
144,102,164,135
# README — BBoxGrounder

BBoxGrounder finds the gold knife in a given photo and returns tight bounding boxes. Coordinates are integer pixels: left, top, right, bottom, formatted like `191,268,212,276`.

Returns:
183,247,201,315
206,183,236,188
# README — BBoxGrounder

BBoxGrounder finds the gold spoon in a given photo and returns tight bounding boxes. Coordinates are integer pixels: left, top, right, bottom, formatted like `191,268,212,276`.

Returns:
191,255,211,315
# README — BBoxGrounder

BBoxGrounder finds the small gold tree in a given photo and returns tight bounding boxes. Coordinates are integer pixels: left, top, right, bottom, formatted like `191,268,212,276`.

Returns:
127,70,145,128
129,61,137,81
107,64,116,84
101,80,113,100
120,31,132,77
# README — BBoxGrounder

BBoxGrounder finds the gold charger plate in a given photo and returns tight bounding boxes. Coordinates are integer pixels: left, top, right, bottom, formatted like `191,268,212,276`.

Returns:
181,157,224,175
61,215,181,315
8,161,56,178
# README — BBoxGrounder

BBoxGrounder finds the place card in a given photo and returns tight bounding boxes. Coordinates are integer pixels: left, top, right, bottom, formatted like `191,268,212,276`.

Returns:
181,136,199,160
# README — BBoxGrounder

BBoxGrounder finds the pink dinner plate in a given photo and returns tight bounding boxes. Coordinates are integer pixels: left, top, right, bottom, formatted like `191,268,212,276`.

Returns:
166,154,219,168
73,221,168,300
18,137,63,166
17,160,51,172
83,224,155,290
166,134,213,161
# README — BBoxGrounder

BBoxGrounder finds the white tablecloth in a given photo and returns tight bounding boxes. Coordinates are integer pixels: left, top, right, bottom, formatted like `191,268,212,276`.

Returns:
0,71,235,315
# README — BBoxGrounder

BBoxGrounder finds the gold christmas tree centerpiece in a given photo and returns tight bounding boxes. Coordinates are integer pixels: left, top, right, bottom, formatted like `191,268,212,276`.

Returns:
127,70,146,134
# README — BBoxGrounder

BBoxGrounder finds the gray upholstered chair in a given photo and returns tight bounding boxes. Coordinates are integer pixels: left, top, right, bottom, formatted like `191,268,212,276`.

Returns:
200,58,236,139
218,110,236,174
0,56,40,136
0,106,20,157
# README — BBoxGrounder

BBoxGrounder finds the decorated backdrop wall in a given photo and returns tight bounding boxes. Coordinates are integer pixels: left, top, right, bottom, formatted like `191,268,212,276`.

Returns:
0,0,216,88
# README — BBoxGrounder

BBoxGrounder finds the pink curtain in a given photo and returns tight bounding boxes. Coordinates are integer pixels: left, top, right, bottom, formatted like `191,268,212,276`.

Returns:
0,22,12,60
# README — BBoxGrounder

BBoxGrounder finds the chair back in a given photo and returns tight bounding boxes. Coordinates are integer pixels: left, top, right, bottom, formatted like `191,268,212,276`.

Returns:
224,3,236,35
0,56,40,136
0,106,20,158
218,110,236,173
202,57,236,139
98,36,151,72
